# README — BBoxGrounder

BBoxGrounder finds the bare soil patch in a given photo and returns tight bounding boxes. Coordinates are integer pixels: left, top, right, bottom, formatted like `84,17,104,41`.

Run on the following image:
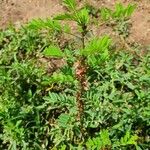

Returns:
0,0,150,45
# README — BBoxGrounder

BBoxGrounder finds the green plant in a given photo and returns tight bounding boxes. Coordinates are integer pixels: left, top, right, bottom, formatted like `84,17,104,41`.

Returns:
0,0,150,149
101,3,136,38
28,0,112,126
86,129,111,150
86,130,140,150
101,3,136,21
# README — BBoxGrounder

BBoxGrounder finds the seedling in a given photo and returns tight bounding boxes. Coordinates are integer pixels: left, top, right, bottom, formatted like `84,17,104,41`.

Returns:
101,3,136,38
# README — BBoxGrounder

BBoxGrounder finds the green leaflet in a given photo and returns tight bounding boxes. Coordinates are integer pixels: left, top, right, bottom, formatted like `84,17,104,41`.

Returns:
82,36,112,56
54,13,73,21
77,8,89,26
50,72,75,83
86,130,111,150
43,45,64,58
58,114,71,128
42,72,76,85
101,3,136,21
28,18,62,31
101,8,112,21
55,8,89,27
125,4,136,17
63,0,76,10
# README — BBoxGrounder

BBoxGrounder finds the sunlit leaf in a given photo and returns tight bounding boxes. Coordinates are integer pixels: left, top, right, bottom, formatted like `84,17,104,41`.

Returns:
43,45,64,57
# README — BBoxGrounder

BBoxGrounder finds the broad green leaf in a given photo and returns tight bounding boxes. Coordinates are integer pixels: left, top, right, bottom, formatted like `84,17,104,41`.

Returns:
43,45,63,57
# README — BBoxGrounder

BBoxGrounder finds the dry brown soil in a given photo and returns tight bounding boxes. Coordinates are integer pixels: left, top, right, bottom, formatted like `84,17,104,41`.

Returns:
0,0,150,46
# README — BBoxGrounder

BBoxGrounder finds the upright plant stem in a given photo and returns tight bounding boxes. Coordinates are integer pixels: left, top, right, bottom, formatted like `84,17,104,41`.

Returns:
81,31,85,49
75,25,87,126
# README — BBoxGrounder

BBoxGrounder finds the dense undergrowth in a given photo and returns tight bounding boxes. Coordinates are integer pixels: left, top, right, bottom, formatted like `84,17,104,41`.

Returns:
0,0,150,149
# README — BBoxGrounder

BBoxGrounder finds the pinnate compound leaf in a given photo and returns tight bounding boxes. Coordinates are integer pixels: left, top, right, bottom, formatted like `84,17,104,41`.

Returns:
28,18,62,31
120,131,138,146
77,8,89,26
82,36,112,56
55,8,89,26
86,130,111,149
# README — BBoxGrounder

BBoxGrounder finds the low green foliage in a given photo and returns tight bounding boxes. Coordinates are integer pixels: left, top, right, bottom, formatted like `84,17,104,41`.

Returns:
101,3,136,38
101,3,136,21
0,0,150,150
